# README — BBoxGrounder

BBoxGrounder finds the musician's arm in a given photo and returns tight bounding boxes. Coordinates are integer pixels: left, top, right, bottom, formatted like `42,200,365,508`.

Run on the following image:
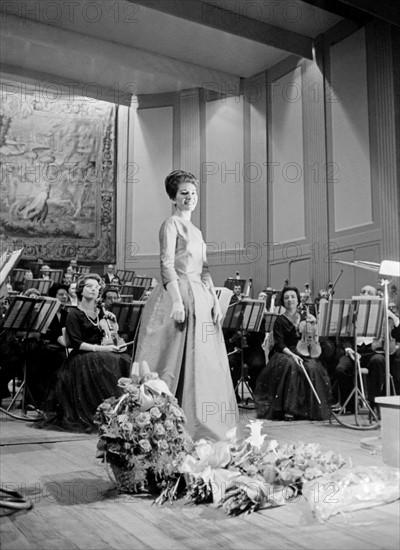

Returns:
388,310,400,327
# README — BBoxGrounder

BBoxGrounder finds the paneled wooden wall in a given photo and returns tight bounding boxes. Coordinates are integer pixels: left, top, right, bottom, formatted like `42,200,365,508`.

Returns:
118,20,399,300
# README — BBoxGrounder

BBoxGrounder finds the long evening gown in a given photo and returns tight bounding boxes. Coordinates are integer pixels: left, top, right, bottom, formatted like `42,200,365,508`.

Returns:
254,314,332,420
36,308,131,433
135,215,239,442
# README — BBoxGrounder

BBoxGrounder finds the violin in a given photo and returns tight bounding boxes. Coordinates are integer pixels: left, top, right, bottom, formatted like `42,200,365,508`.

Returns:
296,305,321,358
99,304,127,352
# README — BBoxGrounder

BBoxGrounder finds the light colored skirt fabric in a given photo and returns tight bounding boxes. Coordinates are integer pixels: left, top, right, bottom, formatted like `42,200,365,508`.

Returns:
135,276,239,442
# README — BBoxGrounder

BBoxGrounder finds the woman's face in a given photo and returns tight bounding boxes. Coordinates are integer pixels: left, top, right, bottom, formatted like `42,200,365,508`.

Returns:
69,283,77,296
283,290,298,310
173,182,198,213
82,278,101,300
56,289,69,304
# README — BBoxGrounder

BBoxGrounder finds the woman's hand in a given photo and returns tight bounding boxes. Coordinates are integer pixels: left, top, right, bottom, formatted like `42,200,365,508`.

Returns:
103,311,117,323
170,301,185,323
292,353,304,368
212,298,223,324
93,344,119,353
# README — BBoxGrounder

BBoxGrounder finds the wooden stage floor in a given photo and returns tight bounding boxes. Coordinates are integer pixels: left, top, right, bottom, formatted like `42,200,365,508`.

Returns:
1,407,399,550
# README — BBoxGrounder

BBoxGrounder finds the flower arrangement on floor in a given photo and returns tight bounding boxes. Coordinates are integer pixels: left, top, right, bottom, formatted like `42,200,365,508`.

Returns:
94,362,346,515
181,420,346,516
94,361,193,503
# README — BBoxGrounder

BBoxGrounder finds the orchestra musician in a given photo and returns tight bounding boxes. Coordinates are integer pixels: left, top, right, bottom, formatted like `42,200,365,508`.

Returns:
334,285,400,415
25,284,70,410
35,273,131,432
254,285,332,421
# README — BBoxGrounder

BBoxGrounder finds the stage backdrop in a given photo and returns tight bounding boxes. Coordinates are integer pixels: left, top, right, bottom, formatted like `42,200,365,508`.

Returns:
0,80,117,263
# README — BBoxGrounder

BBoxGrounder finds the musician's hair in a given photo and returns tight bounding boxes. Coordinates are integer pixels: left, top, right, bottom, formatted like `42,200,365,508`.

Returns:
76,273,102,300
281,285,301,306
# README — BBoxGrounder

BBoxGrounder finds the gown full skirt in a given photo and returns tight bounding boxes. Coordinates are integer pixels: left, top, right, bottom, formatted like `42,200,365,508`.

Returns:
254,350,332,420
135,276,239,442
36,350,131,433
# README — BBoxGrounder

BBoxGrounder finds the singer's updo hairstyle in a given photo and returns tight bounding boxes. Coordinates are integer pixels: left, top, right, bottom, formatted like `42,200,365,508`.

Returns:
165,170,199,200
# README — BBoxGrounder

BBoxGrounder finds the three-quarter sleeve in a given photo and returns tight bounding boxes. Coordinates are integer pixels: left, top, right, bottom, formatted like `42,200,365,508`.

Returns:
272,316,288,353
159,218,179,287
66,309,85,351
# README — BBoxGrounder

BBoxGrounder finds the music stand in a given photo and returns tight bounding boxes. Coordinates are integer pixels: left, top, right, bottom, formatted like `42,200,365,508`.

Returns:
23,278,52,295
223,299,265,408
120,284,145,301
132,276,152,289
215,287,233,321
0,296,61,420
320,298,382,430
109,300,145,358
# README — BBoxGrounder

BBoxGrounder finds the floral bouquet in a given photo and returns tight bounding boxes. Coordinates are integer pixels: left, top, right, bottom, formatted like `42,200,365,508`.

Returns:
94,361,193,503
182,420,346,516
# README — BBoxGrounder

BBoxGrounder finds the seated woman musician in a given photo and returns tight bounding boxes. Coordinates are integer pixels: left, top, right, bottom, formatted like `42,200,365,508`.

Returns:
36,273,131,433
254,285,332,421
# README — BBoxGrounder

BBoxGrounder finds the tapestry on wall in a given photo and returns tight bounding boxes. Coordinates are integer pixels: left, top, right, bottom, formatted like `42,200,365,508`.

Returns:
0,81,117,263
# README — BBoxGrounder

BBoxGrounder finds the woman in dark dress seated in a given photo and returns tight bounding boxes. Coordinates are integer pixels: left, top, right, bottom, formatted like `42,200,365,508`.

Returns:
37,273,131,433
254,286,332,421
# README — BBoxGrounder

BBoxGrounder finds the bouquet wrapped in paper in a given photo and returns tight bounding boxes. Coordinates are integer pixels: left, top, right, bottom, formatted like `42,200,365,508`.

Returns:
182,420,346,516
94,361,193,502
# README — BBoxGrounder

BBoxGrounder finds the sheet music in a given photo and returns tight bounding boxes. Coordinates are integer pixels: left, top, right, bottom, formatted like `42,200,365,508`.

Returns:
351,296,384,339
215,287,233,321
31,298,61,334
318,299,353,338
3,296,36,330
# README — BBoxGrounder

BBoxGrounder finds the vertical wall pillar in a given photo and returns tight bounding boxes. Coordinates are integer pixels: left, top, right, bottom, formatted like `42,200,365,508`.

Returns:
180,89,201,228
368,21,400,262
243,74,268,294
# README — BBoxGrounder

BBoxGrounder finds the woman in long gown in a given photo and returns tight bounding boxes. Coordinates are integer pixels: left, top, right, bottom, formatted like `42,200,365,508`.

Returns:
37,273,131,433
254,286,332,421
135,170,239,442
